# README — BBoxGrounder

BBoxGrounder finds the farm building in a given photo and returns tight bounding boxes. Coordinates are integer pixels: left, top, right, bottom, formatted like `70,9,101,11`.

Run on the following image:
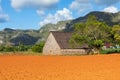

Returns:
43,31,89,55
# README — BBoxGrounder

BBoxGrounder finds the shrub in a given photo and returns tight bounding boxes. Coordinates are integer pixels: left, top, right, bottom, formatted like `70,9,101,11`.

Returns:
100,48,120,54
31,42,44,53
0,46,5,52
3,46,15,52
0,45,32,52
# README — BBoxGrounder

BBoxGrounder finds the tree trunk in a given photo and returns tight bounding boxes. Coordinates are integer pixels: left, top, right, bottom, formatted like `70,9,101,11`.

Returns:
87,48,100,55
93,48,100,55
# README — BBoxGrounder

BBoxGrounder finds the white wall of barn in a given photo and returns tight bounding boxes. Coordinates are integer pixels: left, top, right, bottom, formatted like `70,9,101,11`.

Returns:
61,49,88,55
43,33,61,55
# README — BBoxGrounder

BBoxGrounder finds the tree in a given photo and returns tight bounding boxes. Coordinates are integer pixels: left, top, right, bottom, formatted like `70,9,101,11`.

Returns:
17,42,29,51
70,15,111,54
111,25,120,44
0,46,5,52
31,42,44,53
4,46,15,52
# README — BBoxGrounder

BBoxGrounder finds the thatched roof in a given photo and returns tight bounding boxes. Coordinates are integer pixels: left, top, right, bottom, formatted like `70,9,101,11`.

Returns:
51,31,88,49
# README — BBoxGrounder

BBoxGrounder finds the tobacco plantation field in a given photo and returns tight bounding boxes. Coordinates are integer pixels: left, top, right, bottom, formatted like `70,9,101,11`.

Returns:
0,54,120,80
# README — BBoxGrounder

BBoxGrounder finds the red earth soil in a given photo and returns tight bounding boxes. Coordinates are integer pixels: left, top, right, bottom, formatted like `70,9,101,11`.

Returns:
0,54,120,80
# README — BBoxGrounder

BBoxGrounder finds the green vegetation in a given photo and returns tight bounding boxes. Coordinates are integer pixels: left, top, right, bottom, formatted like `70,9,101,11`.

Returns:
0,42,45,54
31,42,44,53
0,45,31,52
70,14,120,54
100,49,120,54
111,25,120,44
70,15,111,54
100,45,120,54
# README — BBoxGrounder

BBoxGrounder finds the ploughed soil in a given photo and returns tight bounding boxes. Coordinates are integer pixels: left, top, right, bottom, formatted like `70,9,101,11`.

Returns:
0,54,120,80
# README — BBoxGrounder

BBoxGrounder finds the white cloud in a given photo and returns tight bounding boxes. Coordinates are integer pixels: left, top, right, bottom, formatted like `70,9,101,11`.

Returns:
11,0,59,10
103,6,118,13
36,10,45,16
95,0,120,6
76,0,90,3
69,0,120,14
0,0,9,23
39,8,73,27
69,0,92,14
0,14,9,23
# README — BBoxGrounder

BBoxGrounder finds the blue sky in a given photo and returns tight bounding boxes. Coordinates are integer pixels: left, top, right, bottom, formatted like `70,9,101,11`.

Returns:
0,0,120,30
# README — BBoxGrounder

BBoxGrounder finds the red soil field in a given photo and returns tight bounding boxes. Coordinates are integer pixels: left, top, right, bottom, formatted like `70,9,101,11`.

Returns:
0,54,120,80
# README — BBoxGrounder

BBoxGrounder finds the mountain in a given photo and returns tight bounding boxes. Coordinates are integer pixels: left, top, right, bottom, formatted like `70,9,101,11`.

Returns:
0,11,120,46
39,20,71,40
0,28,40,46
10,33,38,45
65,11,120,31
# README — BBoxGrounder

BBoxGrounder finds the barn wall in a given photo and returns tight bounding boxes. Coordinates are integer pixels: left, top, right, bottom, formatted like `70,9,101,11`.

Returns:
61,49,88,55
43,33,61,55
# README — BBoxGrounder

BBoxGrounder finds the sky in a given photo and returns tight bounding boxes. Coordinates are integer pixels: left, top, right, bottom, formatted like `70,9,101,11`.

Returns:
0,0,120,30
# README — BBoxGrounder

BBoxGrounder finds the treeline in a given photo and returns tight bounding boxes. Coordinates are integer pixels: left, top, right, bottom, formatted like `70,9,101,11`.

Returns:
0,42,44,53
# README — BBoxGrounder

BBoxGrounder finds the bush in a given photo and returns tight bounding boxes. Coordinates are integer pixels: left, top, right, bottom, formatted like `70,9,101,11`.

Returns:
0,45,32,52
0,46,5,52
16,45,31,51
3,46,15,52
0,42,44,53
100,48,120,54
31,42,44,53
